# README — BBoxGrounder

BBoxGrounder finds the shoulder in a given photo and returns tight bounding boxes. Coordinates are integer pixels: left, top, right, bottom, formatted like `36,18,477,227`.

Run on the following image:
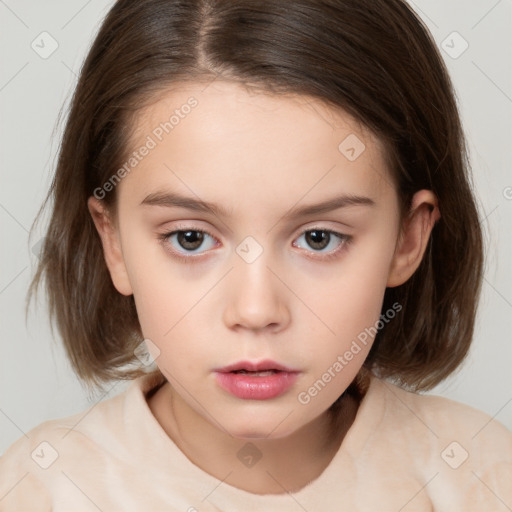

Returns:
363,376,512,508
0,422,56,511
370,376,512,449
0,374,159,511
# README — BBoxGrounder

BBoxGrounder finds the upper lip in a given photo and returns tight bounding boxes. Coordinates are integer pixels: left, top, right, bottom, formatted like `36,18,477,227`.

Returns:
215,359,299,373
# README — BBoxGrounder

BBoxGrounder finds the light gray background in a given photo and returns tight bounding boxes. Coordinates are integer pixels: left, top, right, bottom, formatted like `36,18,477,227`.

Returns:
1,0,511,455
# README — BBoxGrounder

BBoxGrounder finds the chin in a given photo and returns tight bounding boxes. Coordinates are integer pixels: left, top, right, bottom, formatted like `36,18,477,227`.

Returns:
223,409,302,441
230,426,295,441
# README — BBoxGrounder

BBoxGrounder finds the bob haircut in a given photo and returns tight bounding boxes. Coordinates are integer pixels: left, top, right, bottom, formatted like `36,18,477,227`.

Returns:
28,0,483,402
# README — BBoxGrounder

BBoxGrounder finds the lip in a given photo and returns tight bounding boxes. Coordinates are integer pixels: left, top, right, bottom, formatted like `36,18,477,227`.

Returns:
214,359,300,400
215,359,299,373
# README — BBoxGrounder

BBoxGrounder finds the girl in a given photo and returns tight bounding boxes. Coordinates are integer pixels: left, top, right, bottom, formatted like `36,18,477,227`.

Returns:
1,0,511,510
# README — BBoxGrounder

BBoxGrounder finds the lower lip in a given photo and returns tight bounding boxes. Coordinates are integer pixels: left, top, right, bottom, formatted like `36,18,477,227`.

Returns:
215,371,299,400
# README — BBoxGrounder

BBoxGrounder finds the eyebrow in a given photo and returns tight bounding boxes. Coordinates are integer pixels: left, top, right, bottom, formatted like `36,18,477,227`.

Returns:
140,190,376,219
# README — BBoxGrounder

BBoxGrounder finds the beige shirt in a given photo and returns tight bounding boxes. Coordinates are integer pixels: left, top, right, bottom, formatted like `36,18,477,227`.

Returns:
1,372,511,511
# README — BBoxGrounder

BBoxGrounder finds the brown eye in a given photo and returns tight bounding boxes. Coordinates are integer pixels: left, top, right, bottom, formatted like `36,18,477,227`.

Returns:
176,230,205,251
304,230,330,250
293,228,351,261
159,227,218,260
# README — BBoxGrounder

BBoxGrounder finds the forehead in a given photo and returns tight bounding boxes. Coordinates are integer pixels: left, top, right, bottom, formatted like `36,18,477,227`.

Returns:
119,80,394,213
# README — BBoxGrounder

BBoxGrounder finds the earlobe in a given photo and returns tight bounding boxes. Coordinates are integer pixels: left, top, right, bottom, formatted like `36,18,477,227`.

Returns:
386,190,440,288
87,196,133,296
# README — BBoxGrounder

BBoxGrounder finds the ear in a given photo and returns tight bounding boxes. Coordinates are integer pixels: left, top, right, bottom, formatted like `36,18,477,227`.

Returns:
87,196,133,296
387,189,441,288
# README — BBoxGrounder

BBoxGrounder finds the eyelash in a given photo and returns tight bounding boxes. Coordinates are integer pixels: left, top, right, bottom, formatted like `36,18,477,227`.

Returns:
157,224,352,263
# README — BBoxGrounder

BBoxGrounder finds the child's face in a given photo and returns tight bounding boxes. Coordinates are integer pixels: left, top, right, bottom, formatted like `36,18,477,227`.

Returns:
92,80,426,439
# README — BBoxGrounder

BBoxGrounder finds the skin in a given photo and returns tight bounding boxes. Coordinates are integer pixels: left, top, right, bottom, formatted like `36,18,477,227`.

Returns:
88,80,440,495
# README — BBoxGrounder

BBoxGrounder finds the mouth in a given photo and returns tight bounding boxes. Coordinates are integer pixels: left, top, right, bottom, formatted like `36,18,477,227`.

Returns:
215,359,299,374
230,369,281,376
214,360,300,400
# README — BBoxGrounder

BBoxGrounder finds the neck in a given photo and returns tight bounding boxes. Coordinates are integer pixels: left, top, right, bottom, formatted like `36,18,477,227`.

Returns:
148,381,361,495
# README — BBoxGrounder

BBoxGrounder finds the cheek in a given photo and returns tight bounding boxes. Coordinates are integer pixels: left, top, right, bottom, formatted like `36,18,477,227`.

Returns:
119,227,181,335
121,230,218,370
295,256,393,412
295,230,397,389
299,230,396,331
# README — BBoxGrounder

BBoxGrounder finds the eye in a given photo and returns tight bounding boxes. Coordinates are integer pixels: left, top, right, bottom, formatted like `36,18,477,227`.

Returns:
158,227,218,260
157,225,351,263
293,228,351,260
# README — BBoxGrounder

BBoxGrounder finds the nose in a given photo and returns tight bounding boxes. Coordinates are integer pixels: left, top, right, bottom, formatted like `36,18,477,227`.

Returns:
222,248,291,333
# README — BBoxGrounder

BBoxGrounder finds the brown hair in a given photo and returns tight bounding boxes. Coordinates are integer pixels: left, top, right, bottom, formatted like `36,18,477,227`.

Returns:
27,0,483,395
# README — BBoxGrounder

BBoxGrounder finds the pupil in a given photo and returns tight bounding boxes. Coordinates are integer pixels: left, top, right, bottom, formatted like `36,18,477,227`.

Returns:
307,230,329,250
176,230,330,252
178,231,204,250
